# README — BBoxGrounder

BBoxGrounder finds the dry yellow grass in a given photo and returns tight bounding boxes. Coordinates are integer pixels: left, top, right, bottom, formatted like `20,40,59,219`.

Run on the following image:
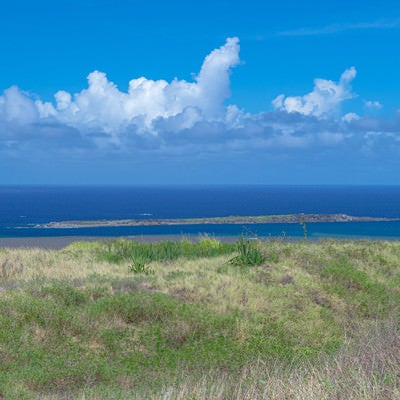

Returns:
0,247,127,281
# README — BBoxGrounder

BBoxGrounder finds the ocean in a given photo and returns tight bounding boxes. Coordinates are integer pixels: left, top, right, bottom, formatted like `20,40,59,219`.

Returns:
1,185,400,239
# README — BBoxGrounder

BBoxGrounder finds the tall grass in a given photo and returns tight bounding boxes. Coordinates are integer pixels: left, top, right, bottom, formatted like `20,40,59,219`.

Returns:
96,237,236,264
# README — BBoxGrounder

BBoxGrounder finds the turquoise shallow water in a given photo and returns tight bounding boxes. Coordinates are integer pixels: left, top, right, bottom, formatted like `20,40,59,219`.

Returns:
1,185,400,239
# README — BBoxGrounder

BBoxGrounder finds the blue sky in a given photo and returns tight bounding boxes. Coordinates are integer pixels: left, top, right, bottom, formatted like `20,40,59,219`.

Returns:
1,0,400,184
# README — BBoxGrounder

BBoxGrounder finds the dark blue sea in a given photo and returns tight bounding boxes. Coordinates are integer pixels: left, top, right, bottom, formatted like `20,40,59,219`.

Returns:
1,185,400,239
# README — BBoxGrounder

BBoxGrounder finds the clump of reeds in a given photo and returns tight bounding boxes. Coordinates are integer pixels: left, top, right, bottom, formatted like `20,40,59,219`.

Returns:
96,237,236,264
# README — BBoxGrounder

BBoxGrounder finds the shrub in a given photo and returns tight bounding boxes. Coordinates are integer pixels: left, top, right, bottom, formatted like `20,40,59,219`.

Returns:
128,258,154,275
229,236,266,267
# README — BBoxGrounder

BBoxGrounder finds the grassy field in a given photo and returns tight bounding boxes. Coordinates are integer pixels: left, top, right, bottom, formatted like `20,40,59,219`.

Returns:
0,237,400,399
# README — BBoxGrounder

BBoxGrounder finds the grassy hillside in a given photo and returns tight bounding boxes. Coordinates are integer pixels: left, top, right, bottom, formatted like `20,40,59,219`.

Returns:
0,238,400,399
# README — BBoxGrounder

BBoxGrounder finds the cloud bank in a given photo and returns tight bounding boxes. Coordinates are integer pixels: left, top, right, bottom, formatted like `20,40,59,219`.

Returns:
0,37,398,157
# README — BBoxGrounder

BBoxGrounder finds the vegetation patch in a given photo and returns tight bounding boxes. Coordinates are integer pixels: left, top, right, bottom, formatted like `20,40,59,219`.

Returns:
91,237,237,264
0,238,400,398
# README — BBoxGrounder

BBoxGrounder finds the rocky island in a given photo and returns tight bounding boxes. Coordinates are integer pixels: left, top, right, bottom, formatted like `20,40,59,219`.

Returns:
35,213,398,229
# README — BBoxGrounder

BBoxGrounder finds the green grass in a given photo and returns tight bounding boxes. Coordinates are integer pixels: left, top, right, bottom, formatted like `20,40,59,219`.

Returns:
91,236,237,264
0,238,400,398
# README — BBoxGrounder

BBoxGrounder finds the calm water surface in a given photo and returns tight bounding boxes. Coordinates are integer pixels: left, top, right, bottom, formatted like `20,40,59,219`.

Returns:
1,185,399,239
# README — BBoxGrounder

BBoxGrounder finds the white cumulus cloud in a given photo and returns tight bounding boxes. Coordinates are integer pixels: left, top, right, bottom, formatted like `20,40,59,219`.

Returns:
272,67,356,117
33,37,241,140
365,100,382,109
0,86,39,124
342,112,360,122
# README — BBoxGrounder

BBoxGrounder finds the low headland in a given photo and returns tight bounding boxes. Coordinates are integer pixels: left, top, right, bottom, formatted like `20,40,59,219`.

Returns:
0,237,399,399
35,213,398,229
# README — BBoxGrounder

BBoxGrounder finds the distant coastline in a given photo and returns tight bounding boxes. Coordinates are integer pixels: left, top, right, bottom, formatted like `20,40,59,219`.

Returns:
35,214,399,229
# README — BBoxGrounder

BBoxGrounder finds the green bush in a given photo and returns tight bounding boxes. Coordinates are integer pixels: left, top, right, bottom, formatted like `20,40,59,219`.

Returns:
229,236,266,267
128,258,154,275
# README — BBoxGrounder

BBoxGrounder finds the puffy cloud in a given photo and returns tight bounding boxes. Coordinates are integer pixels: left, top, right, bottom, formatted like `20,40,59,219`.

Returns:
0,86,39,124
272,67,356,117
32,37,240,141
342,112,360,122
365,100,383,109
